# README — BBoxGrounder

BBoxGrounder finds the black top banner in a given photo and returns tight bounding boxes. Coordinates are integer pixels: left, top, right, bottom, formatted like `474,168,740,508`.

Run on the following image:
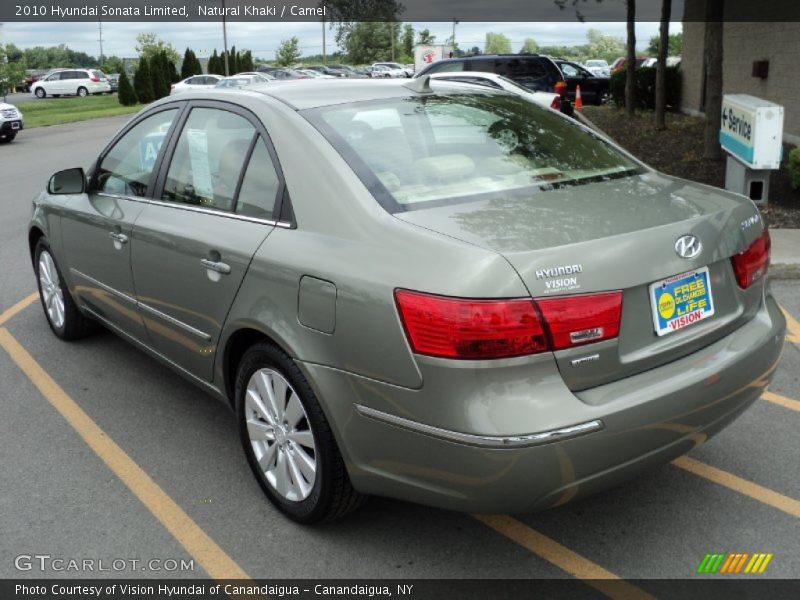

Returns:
3,0,800,23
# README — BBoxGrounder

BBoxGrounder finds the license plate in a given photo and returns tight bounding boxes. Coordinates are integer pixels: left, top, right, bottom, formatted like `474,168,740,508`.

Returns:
11,122,20,130
649,267,715,336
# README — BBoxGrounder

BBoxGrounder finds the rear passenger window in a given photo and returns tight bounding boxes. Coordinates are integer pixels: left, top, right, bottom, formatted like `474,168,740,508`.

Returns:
162,108,256,211
235,138,280,220
426,61,464,74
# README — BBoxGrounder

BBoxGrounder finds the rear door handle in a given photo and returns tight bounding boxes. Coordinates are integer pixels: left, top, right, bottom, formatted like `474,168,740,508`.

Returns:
108,231,129,244
200,258,231,275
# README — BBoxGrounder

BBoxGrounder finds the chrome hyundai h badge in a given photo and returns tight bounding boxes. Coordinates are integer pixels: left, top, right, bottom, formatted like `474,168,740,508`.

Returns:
675,235,702,259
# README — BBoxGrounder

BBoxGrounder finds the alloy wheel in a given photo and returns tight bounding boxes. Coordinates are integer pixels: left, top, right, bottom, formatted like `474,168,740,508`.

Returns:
244,368,317,502
38,250,65,329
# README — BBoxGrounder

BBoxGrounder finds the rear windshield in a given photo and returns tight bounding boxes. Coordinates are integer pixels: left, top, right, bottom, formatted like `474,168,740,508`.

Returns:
304,93,641,213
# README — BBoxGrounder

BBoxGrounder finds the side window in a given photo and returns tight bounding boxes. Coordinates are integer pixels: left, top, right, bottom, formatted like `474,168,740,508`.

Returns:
561,64,579,77
427,61,465,74
61,71,76,80
235,138,280,220
162,107,256,211
96,108,178,197
469,59,498,74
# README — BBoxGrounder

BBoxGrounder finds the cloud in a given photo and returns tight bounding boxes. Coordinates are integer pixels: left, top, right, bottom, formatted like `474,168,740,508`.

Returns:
0,20,679,60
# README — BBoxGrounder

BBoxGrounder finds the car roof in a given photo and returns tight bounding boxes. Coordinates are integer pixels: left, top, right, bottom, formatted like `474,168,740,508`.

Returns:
154,78,503,111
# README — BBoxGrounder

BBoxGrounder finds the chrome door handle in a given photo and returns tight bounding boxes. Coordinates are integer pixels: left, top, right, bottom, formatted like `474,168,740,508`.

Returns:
200,258,231,275
108,231,129,244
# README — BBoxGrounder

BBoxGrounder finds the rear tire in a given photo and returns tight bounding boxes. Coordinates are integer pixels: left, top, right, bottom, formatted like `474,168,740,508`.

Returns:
34,239,93,340
235,342,364,523
35,88,45,98
77,87,88,97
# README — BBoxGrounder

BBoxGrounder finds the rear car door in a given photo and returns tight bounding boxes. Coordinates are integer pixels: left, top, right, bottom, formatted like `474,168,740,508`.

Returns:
61,105,181,341
130,101,285,381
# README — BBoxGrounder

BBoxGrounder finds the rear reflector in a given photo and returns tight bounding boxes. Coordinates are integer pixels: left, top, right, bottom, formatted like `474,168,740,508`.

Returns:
550,96,561,110
395,289,622,359
395,290,547,359
536,292,623,350
731,228,771,289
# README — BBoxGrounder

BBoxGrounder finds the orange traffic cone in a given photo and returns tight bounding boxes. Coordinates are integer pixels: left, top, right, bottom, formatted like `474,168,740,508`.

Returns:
574,85,584,110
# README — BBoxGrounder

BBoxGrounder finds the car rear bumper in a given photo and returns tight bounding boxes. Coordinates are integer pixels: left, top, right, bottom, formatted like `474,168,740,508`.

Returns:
300,290,785,513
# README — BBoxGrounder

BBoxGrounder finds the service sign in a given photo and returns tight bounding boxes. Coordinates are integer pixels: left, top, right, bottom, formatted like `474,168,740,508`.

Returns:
719,94,784,170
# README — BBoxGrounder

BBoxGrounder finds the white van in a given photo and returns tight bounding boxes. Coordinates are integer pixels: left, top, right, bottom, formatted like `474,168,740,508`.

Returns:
31,69,112,98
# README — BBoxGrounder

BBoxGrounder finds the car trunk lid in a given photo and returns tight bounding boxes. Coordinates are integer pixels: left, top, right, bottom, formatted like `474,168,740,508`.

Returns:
395,172,766,390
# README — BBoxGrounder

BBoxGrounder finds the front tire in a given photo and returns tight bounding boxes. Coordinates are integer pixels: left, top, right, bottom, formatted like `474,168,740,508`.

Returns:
235,342,363,523
34,239,92,340
35,88,45,98
0,132,17,143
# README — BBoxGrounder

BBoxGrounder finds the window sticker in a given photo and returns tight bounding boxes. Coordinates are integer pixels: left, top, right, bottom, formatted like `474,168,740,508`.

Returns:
186,129,214,200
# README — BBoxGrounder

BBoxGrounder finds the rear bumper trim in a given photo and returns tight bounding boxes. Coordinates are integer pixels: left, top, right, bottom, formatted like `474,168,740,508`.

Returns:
354,404,603,449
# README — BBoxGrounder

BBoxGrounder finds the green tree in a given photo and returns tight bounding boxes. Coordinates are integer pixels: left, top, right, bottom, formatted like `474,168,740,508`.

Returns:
520,38,539,54
585,28,625,62
149,52,168,100
416,29,436,45
117,70,138,106
101,56,125,75
275,37,301,67
208,50,221,75
181,48,203,78
133,57,155,104
485,32,512,55
135,32,180,64
402,24,414,61
647,32,682,56
0,45,27,96
239,50,254,72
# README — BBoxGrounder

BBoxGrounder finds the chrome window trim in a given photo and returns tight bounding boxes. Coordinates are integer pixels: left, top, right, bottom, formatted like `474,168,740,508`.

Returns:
71,268,212,342
94,192,292,229
354,404,603,449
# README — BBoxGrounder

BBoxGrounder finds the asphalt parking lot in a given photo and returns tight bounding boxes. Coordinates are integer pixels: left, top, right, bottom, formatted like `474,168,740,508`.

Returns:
0,117,798,593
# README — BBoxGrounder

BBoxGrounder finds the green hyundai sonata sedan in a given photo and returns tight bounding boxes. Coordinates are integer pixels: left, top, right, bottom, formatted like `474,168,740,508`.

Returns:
28,78,785,523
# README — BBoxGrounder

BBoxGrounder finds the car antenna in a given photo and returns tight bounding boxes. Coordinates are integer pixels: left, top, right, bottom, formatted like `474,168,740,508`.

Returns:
403,75,433,94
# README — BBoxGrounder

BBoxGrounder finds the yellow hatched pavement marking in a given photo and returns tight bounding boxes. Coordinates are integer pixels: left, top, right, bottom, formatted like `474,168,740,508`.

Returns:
0,293,38,327
473,515,656,600
762,390,800,412
780,306,800,343
673,456,800,519
0,327,251,581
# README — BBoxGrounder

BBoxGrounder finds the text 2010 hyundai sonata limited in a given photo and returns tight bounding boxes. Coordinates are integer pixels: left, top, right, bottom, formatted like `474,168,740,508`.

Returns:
29,78,784,523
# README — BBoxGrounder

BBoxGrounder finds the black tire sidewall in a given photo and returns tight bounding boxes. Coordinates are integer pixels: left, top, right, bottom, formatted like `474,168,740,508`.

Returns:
235,343,336,524
35,88,45,98
78,87,88,97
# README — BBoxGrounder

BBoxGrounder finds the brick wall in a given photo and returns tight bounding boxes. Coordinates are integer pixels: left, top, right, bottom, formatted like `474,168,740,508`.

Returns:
681,19,800,144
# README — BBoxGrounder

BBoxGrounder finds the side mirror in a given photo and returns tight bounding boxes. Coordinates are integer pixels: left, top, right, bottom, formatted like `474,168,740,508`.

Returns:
48,168,86,195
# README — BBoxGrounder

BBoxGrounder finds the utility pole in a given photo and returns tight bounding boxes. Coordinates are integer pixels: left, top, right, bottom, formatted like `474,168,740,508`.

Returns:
98,19,104,66
391,22,395,62
322,16,326,64
452,18,459,49
221,0,230,76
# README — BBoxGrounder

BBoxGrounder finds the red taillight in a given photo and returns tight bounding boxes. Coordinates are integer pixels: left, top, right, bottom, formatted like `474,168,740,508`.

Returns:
90,75,100,82
550,96,561,110
536,292,623,350
731,229,771,289
395,290,547,359
395,289,623,359
555,80,567,96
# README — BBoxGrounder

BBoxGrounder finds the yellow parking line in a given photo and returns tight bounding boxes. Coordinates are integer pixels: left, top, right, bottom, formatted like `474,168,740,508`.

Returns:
0,293,38,327
762,390,800,412
0,327,250,581
780,306,800,343
473,515,655,600
673,456,800,519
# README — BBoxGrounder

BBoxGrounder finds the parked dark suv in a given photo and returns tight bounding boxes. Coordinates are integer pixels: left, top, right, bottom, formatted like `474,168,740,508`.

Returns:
414,54,572,114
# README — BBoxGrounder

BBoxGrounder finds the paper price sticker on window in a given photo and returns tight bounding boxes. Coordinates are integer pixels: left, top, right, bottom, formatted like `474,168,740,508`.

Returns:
649,267,715,336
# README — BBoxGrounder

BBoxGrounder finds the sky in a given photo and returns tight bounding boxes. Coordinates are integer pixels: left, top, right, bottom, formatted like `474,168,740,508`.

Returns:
0,21,680,61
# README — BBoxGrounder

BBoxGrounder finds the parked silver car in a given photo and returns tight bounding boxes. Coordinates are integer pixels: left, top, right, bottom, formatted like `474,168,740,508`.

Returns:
29,79,784,523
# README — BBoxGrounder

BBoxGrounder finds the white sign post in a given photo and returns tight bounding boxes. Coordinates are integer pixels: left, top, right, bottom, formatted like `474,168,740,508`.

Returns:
720,94,784,205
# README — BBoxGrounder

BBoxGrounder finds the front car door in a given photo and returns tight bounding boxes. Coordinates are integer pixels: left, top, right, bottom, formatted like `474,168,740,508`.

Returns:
131,102,286,381
61,106,181,341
